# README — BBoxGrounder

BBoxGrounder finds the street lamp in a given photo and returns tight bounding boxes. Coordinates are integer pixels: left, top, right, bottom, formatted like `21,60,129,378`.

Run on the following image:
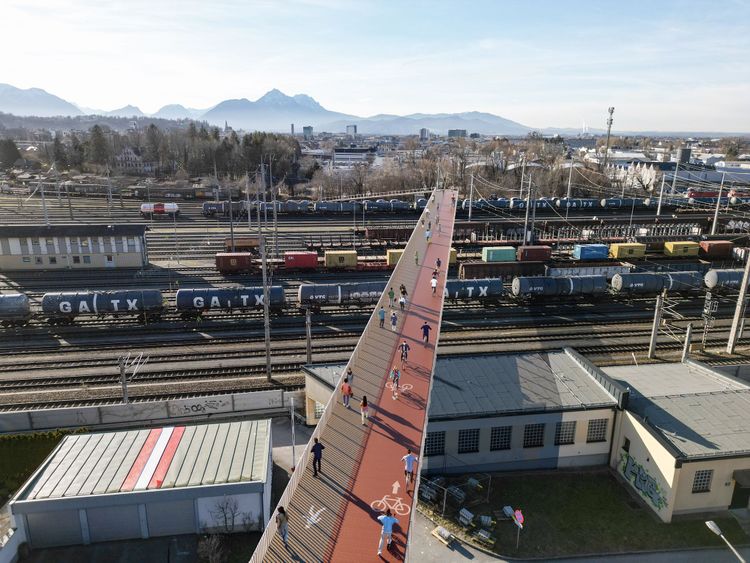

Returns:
706,520,746,562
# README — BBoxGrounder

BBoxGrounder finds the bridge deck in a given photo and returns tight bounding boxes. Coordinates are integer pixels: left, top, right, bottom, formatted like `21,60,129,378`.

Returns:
251,188,457,563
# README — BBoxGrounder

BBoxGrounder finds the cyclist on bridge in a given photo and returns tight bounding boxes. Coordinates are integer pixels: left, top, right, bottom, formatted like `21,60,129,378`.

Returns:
399,340,411,363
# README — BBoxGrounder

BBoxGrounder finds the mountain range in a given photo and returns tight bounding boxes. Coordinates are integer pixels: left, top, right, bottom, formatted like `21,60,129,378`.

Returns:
0,82,610,136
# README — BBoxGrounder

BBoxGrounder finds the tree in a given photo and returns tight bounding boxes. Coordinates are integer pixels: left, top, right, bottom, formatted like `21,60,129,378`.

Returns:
88,125,109,165
144,124,161,163
52,133,67,167
0,139,22,168
68,134,84,169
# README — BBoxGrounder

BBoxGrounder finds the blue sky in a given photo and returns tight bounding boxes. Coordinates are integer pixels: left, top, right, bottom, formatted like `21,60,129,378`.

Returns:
3,0,749,131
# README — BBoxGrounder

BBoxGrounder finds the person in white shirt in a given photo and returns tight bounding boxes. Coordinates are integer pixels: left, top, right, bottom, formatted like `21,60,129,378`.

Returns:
377,508,399,556
401,449,419,487
430,277,438,295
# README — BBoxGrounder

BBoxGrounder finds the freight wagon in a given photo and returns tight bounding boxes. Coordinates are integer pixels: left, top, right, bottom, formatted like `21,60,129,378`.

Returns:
175,287,286,318
140,202,180,218
0,294,31,327
511,275,608,298
459,261,546,280
41,290,164,323
610,272,704,295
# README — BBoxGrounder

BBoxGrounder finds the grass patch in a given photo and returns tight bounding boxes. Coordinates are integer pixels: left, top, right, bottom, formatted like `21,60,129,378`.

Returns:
0,431,65,502
421,469,747,558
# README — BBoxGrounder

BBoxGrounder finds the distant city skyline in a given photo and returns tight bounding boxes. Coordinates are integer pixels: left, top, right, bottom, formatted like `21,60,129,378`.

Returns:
3,0,749,132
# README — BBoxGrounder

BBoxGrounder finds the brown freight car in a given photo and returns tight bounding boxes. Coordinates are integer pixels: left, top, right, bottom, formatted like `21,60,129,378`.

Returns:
216,252,255,274
459,261,546,280
224,236,260,253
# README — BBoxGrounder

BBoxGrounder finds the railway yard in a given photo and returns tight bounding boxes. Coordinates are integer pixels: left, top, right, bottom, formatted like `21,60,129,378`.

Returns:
3,193,750,415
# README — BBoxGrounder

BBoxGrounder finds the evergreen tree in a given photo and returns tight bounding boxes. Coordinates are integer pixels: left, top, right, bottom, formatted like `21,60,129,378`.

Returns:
68,134,85,168
53,133,67,167
89,125,109,165
0,139,21,168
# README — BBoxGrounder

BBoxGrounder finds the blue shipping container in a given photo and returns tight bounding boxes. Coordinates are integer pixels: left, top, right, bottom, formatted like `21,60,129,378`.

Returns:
573,244,609,261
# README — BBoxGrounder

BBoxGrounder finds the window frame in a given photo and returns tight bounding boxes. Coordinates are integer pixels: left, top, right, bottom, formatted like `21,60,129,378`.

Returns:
554,421,577,446
587,418,609,443
457,428,480,454
490,425,512,451
424,431,446,457
523,423,545,448
692,469,713,494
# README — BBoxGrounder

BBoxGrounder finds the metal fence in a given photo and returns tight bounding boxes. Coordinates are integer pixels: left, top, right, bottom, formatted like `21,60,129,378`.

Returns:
418,472,492,518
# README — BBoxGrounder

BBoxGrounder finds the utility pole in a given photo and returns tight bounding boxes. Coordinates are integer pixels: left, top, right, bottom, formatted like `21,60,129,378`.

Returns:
270,159,279,258
260,234,272,381
306,308,313,364
711,172,726,236
656,175,666,216
39,178,49,226
227,180,235,253
566,163,573,199
670,161,679,195
648,291,665,359
529,174,537,244
290,396,296,472
246,172,252,231
727,253,750,355
523,178,532,245
468,174,474,221
681,323,693,362
65,181,73,220
602,107,615,170
106,166,113,218
519,158,526,198
256,165,263,237
118,352,148,404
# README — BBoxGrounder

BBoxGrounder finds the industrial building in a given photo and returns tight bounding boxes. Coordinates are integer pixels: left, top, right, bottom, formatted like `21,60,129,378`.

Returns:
447,129,467,138
302,125,313,140
303,349,626,474
604,361,750,522
332,146,375,167
10,420,272,548
0,224,149,270
346,124,357,136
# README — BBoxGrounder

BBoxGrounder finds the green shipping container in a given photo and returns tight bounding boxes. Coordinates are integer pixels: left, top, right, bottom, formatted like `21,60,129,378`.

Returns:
482,246,517,262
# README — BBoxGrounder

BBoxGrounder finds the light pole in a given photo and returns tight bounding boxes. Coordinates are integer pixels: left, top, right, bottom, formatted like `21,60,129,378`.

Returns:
706,520,746,562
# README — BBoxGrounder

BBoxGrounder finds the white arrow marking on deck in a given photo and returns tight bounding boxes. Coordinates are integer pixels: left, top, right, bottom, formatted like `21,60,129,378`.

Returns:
392,481,400,495
306,506,326,528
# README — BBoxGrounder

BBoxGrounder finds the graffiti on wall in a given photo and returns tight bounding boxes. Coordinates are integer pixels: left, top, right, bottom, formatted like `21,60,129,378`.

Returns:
620,452,669,510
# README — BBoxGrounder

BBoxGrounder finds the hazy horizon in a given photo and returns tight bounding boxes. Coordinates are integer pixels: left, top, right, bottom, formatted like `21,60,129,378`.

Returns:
3,0,749,132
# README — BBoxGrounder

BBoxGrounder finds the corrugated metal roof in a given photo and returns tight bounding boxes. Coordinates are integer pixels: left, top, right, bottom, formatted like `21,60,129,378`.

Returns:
305,351,618,421
603,363,750,459
19,420,269,501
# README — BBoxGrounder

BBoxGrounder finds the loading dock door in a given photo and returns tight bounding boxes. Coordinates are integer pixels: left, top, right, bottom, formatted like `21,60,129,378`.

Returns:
27,510,83,548
88,504,141,542
147,499,196,536
732,470,750,509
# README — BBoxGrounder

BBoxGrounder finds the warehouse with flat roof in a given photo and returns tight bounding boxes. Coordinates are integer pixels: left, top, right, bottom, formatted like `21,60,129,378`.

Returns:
10,420,271,548
304,349,627,474
604,360,750,522
0,224,149,270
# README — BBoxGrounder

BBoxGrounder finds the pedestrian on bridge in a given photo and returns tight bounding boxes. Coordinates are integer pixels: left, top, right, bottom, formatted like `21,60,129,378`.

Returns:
430,276,438,295
425,229,431,243
390,311,398,332
388,287,395,308
377,508,399,556
451,194,456,207
421,322,432,345
390,366,401,399
435,257,442,270
378,305,385,328
399,340,410,364
341,377,353,408
401,449,419,489
360,395,369,425
311,438,325,477
414,250,419,265
276,507,289,548
399,295,406,311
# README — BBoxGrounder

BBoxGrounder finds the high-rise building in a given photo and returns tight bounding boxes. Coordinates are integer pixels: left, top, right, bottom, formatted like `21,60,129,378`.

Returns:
346,125,358,136
448,129,467,138
291,124,295,136
303,126,314,140
419,128,429,142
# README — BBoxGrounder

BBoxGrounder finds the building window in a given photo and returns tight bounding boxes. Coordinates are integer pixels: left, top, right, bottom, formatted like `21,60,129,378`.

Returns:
692,469,713,493
622,437,631,453
314,401,324,419
490,426,512,451
81,239,89,247
22,256,31,263
73,256,81,264
587,419,608,443
554,421,577,446
48,257,57,264
45,238,54,245
424,431,445,457
457,428,480,454
34,256,43,265
83,255,91,264
31,238,40,246
523,423,545,448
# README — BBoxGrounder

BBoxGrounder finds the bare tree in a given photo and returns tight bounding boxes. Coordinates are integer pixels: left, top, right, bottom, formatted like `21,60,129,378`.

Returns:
211,496,241,533
198,534,225,563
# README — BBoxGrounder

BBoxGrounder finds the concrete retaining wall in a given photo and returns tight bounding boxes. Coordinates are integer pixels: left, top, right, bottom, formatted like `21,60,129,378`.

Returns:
0,390,304,434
